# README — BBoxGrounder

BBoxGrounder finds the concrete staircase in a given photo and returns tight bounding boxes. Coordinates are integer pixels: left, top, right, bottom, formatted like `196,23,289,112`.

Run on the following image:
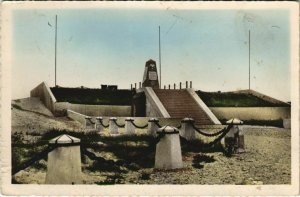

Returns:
153,89,219,125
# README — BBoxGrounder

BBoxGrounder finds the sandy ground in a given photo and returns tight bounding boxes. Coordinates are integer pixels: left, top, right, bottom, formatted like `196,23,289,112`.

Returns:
12,98,291,185
11,97,83,136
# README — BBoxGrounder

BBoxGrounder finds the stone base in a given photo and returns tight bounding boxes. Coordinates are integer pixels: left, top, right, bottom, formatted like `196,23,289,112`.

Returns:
155,134,183,169
45,146,82,184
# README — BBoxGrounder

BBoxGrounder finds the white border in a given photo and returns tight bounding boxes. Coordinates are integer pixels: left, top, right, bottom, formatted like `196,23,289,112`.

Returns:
1,1,299,196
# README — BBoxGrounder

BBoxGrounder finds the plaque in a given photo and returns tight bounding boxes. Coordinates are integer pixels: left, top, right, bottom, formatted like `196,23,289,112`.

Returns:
148,71,157,80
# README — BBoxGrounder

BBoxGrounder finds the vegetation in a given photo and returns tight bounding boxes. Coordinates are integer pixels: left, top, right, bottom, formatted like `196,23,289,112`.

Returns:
51,87,134,105
196,91,289,107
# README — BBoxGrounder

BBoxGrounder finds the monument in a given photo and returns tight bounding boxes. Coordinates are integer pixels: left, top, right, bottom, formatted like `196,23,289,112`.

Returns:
142,59,159,89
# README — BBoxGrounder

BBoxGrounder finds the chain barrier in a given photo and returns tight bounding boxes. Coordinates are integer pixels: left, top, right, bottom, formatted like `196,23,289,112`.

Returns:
154,121,162,128
192,123,228,137
99,119,109,128
177,124,182,129
201,124,233,148
112,119,125,128
12,145,56,175
86,118,95,125
131,121,148,129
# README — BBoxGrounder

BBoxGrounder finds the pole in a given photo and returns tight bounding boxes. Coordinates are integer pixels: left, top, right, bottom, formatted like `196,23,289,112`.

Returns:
55,15,57,87
159,26,161,89
249,30,250,90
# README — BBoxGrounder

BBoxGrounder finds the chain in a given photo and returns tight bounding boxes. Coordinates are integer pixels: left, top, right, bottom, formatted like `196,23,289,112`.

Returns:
201,124,233,148
112,119,125,128
192,123,227,137
154,121,162,128
131,121,148,129
99,119,109,128
12,145,56,175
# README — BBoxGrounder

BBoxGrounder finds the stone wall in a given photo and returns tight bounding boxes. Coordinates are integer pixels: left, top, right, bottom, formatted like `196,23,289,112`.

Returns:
56,102,131,117
30,82,56,112
209,107,291,120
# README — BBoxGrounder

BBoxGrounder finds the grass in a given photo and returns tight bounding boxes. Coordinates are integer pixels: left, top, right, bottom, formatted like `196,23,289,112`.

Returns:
197,90,289,107
50,87,134,105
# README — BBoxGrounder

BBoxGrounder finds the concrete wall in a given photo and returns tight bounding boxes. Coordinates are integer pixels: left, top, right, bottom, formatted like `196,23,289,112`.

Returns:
30,82,56,112
56,102,131,117
67,110,88,125
209,107,291,120
144,87,170,118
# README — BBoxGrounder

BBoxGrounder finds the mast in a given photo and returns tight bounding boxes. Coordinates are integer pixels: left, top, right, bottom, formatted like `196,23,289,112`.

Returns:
55,15,58,86
159,26,161,89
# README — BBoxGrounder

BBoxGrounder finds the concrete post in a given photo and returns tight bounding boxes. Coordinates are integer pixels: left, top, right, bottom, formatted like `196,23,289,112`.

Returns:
95,117,103,134
125,117,135,135
164,85,166,89
131,84,133,90
135,83,137,89
190,81,192,88
148,118,159,136
109,117,119,134
139,82,141,89
155,126,183,169
179,82,182,89
174,83,176,89
224,118,244,153
186,81,188,89
85,117,95,132
237,130,245,153
45,134,82,184
168,84,170,89
180,118,196,141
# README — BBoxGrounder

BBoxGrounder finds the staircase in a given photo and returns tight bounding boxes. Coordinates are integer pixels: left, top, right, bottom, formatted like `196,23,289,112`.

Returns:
153,89,216,125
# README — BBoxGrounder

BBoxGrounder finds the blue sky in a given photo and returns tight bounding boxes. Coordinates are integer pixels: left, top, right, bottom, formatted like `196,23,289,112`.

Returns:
12,8,291,101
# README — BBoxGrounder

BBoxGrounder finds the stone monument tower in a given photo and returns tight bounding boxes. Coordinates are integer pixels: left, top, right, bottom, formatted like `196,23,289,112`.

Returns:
142,59,159,89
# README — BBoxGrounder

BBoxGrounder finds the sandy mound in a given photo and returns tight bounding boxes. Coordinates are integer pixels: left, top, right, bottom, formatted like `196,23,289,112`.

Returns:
11,97,83,135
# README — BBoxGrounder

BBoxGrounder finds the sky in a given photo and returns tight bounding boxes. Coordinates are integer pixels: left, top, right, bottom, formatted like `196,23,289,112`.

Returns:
12,8,291,102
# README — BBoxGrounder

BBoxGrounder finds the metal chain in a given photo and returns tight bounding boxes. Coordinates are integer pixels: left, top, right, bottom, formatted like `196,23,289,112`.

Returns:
131,121,148,129
99,119,109,128
113,119,125,128
12,145,56,175
192,123,227,137
154,121,162,128
201,124,233,148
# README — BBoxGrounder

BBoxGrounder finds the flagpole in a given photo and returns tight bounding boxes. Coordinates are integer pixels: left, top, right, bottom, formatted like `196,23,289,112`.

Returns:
248,30,250,90
159,26,161,89
55,15,57,87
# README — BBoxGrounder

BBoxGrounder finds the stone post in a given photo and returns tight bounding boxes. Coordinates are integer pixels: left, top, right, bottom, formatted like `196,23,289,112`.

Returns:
148,118,159,136
109,117,119,134
180,118,196,141
45,134,82,184
190,81,192,88
174,83,176,89
95,117,103,134
186,81,188,89
155,126,183,169
85,117,95,132
168,84,170,89
179,82,182,89
224,118,244,153
125,117,135,135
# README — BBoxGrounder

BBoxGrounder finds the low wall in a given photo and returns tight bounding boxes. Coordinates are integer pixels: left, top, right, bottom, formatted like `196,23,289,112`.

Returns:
209,107,291,120
67,110,88,125
30,82,56,112
56,102,131,117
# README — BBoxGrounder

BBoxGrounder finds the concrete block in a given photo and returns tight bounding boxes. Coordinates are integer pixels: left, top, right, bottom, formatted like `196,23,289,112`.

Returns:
148,118,159,136
125,117,135,135
155,126,183,170
109,117,119,134
45,134,82,184
283,119,291,129
180,118,196,141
